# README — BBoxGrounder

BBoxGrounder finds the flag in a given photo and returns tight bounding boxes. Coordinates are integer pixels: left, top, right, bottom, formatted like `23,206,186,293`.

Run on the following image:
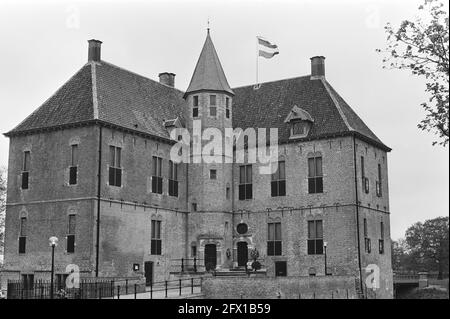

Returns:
257,36,279,59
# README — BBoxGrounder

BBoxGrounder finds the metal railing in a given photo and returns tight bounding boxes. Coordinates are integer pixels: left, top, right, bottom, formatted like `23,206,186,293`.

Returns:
113,277,204,299
171,258,204,273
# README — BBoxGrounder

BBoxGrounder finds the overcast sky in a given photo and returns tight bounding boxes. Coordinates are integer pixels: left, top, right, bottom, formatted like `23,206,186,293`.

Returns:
0,0,448,240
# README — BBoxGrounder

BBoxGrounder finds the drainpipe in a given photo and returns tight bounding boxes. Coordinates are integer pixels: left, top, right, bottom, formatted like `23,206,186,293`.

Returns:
352,135,364,294
95,125,103,277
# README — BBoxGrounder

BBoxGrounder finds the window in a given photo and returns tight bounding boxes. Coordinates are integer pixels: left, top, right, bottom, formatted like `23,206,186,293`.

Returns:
168,160,178,197
364,218,371,253
361,156,365,188
226,186,230,200
225,97,230,119
191,244,197,257
210,169,217,180
365,238,372,254
152,156,163,194
308,220,323,255
209,95,216,116
191,203,197,212
267,222,282,256
271,161,286,197
21,151,30,189
67,215,76,253
238,165,252,200
109,146,122,187
151,220,162,255
361,156,370,194
376,164,382,197
69,144,78,185
308,156,323,194
193,96,199,117
275,261,287,277
19,217,27,254
379,221,385,254
292,121,305,136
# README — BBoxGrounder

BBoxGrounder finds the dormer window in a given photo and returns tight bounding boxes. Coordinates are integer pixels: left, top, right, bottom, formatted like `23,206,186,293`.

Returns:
284,105,314,139
292,120,307,136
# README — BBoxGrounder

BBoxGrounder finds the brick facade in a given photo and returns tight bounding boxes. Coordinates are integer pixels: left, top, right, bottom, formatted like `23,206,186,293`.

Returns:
2,34,393,298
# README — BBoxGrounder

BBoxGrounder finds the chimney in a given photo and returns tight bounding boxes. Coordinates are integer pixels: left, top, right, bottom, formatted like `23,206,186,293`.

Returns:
310,56,325,80
158,72,176,87
88,39,102,62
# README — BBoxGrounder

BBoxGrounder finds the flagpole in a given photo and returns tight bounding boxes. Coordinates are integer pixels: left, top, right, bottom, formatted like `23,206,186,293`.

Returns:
256,36,259,86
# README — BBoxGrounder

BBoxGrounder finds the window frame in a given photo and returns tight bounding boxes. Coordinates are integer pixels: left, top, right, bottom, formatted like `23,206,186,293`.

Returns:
209,95,217,117
151,220,162,255
238,165,253,200
66,214,76,253
21,151,30,190
108,146,122,187
308,156,323,194
271,161,286,197
307,220,324,255
376,163,383,197
19,217,27,254
267,222,282,256
168,160,178,197
152,156,163,194
69,144,78,185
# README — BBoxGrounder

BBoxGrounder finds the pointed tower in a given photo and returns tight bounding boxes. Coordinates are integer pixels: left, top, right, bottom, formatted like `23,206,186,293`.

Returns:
184,30,234,271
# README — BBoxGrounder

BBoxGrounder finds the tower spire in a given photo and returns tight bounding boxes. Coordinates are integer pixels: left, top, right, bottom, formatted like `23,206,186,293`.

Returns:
184,30,234,98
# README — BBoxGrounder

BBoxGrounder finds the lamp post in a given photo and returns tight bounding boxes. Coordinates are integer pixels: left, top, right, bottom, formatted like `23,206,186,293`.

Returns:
49,236,58,299
323,241,328,276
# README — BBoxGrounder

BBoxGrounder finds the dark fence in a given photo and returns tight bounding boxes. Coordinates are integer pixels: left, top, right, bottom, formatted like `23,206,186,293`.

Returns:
7,279,114,299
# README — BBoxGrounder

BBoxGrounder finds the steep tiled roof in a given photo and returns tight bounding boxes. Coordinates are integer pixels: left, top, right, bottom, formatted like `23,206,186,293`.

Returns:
7,64,95,134
95,61,186,139
231,76,390,151
6,61,187,140
6,59,389,151
184,31,234,97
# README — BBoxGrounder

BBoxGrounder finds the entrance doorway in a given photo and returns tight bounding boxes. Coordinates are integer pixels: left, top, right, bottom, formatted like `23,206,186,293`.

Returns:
144,261,153,286
204,244,217,271
237,242,248,267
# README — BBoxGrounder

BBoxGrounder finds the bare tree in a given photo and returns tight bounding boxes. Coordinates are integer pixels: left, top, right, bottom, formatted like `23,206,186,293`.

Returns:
378,0,449,146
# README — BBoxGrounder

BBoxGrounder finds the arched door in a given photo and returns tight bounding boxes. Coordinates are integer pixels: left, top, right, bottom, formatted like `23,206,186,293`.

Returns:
204,244,217,271
237,242,248,267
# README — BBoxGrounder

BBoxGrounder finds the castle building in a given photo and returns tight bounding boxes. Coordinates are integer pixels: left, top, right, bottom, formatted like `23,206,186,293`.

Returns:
2,31,393,298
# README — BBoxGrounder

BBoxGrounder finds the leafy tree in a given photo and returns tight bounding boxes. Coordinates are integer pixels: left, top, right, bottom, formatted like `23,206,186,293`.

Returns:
405,216,449,278
377,0,449,146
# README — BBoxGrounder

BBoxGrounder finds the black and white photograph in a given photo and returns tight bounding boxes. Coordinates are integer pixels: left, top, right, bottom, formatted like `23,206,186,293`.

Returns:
0,0,448,308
